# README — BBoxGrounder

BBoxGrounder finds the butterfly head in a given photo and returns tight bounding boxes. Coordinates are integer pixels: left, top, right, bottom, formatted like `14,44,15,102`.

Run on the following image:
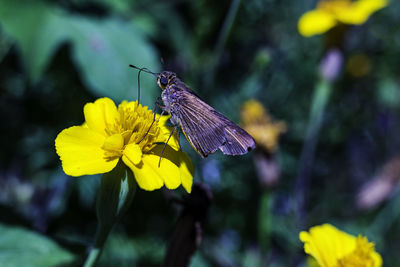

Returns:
157,71,176,90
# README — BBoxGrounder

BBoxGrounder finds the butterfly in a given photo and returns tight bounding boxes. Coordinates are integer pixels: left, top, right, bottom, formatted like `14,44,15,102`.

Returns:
130,65,256,158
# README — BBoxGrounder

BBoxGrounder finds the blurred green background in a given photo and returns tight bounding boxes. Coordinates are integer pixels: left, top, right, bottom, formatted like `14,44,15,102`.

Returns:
1,0,400,266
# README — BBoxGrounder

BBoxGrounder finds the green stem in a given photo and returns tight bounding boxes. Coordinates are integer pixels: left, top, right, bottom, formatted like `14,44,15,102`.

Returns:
309,78,332,135
258,191,272,252
214,0,241,60
295,78,333,226
83,223,112,267
83,248,101,267
83,161,136,266
206,0,241,85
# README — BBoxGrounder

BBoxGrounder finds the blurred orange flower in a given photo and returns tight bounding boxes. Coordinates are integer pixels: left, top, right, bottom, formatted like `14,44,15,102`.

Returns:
241,100,286,153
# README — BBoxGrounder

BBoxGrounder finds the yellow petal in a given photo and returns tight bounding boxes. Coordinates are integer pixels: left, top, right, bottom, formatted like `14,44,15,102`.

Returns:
123,143,143,165
155,115,180,151
336,0,388,25
122,153,164,191
150,145,194,193
145,148,181,190
102,133,124,151
178,152,194,193
157,114,171,127
372,251,383,267
55,126,118,176
300,224,356,267
163,126,180,151
298,9,337,37
84,98,120,136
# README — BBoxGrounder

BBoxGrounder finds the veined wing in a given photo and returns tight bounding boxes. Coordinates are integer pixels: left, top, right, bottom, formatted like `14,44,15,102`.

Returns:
175,90,255,157
218,117,256,155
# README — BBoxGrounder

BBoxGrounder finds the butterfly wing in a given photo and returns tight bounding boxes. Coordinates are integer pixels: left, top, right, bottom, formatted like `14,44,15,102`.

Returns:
174,90,256,157
218,117,257,155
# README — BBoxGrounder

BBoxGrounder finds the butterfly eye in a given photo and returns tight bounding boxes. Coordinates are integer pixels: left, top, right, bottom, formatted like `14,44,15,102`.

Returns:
160,77,168,87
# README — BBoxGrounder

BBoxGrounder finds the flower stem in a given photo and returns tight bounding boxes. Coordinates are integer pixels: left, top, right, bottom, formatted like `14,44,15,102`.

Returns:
206,0,241,85
83,222,112,267
214,0,241,61
83,248,101,267
295,78,333,226
258,191,273,252
83,161,136,266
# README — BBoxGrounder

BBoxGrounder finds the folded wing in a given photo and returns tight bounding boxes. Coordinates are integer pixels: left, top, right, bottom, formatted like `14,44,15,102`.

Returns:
176,91,255,157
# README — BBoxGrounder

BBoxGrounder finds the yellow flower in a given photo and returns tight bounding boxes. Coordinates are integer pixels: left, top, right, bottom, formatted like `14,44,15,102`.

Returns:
299,224,383,267
55,97,194,193
241,100,286,153
298,0,388,37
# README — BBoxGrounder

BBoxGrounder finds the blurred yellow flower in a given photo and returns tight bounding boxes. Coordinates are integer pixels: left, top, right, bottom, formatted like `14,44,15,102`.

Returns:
241,100,286,153
55,97,193,193
347,53,372,77
300,224,382,267
298,0,388,37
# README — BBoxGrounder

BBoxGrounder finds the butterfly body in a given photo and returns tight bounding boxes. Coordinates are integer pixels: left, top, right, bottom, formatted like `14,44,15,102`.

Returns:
157,71,256,158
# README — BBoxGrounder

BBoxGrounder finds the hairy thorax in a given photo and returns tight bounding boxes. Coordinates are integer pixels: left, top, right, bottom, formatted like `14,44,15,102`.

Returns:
161,86,180,126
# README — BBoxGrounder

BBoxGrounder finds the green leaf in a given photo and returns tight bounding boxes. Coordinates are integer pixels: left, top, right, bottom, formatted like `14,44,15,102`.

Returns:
68,17,160,104
98,0,131,14
0,0,160,104
97,234,165,266
0,1,69,82
0,223,75,267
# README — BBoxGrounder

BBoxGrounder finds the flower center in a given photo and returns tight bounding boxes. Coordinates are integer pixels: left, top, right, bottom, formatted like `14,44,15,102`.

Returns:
336,236,378,267
102,101,162,159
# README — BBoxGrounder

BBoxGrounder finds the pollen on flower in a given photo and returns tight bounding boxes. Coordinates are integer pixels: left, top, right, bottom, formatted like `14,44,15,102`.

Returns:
337,236,378,267
102,134,124,160
102,101,161,156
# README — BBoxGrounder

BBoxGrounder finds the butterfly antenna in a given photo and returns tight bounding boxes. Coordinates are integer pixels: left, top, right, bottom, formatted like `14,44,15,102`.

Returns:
129,64,159,103
129,65,158,76
137,68,143,103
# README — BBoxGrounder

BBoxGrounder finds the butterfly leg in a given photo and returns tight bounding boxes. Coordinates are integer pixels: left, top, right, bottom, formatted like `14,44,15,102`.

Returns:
137,99,165,144
177,128,182,151
158,126,177,167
